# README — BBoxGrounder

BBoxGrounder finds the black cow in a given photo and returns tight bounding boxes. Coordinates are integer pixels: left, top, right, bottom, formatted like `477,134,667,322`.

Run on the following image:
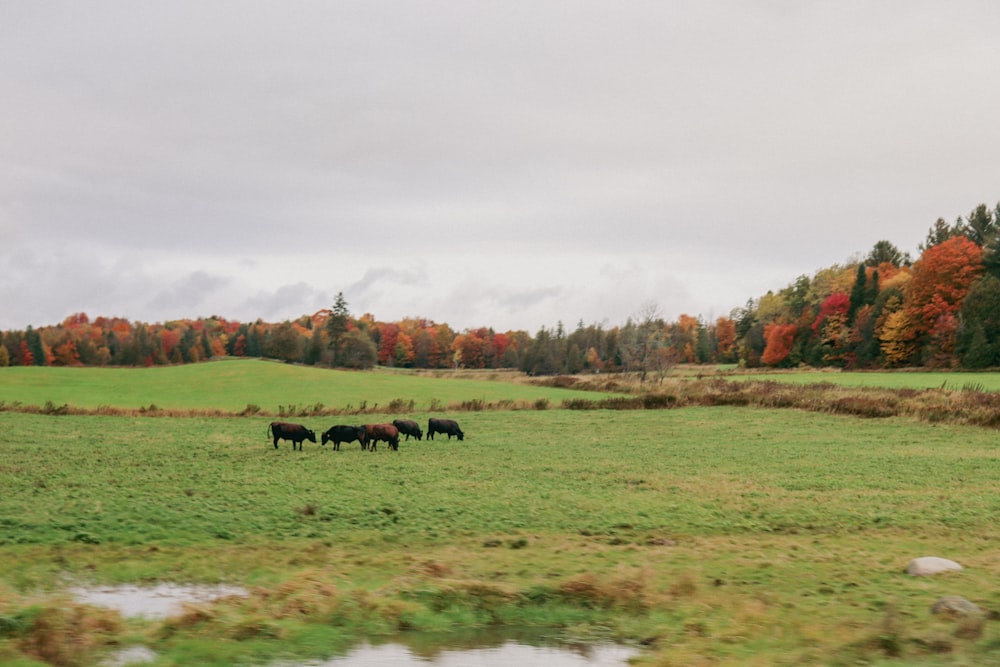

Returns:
321,425,367,451
392,419,423,441
427,418,464,441
268,421,316,451
364,423,400,451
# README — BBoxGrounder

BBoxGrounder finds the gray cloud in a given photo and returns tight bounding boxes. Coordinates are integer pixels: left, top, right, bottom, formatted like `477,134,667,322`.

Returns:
3,2,1000,332
148,271,231,315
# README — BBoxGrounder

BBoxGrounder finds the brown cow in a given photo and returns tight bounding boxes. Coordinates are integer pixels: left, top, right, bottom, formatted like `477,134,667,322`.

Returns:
363,423,400,451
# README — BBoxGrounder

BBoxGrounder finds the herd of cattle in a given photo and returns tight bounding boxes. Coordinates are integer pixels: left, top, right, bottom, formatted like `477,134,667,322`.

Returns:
266,418,465,452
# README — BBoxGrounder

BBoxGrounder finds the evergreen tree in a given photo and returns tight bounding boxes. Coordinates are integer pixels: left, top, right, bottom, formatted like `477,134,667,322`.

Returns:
201,331,213,360
866,240,908,267
961,322,994,368
326,292,350,366
25,326,46,366
957,275,1000,366
848,264,867,325
920,217,961,251
305,326,324,365
246,324,263,357
179,327,199,363
961,203,996,246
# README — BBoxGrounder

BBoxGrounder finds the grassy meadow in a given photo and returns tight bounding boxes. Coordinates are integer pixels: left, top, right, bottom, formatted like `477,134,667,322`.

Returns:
0,359,620,413
1,362,1000,666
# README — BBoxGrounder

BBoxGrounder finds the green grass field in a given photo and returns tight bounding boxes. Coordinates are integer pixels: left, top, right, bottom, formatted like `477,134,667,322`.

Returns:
0,359,621,413
1,362,999,666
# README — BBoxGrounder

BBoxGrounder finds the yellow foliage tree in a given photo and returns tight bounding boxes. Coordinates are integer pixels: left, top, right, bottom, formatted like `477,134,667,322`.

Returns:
878,310,918,367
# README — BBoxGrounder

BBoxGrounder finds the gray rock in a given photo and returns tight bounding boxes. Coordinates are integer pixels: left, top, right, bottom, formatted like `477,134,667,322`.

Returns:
931,596,981,616
906,556,963,576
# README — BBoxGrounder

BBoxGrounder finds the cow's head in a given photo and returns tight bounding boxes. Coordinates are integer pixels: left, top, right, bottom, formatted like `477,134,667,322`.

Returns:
321,430,331,445
305,429,317,443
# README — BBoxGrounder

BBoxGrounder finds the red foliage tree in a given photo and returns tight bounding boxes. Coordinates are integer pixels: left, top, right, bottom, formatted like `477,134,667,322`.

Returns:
812,293,850,333
18,340,34,366
159,329,180,358
491,332,511,362
377,322,399,365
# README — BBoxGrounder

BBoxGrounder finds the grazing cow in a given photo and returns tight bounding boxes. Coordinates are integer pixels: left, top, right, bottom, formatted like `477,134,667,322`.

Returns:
268,421,316,451
427,418,464,441
364,423,400,451
321,425,368,451
392,419,423,441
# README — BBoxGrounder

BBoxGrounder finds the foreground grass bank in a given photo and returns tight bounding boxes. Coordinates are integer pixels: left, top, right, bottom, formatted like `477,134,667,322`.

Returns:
1,405,999,666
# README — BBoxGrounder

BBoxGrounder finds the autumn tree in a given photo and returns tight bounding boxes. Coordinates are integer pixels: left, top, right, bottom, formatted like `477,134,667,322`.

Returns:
376,322,399,366
923,312,959,368
452,331,487,369
18,340,34,366
761,323,797,367
669,314,701,364
714,317,737,363
879,309,919,367
394,330,415,367
811,293,850,334
905,236,984,360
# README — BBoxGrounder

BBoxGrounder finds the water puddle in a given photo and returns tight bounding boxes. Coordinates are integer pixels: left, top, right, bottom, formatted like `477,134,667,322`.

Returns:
73,585,639,666
294,640,640,666
100,645,157,666
70,582,249,618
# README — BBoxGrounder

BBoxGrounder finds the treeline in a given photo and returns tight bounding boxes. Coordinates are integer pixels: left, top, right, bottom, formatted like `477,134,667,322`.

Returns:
0,304,736,376
3,200,1000,374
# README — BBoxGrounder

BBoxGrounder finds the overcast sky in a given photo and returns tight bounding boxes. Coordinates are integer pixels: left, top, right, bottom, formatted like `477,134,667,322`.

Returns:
3,2,1000,333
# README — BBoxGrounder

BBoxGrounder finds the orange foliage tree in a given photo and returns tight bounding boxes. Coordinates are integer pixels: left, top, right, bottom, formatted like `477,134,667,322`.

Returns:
761,323,797,366
906,236,984,336
714,317,737,362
